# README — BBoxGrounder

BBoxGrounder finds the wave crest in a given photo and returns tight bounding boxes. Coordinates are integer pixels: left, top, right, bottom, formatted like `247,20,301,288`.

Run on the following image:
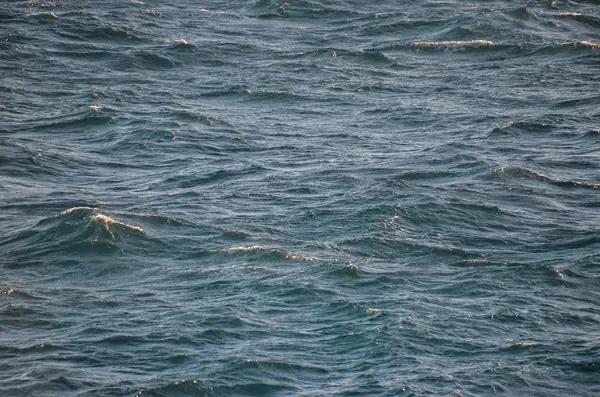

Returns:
219,245,314,261
410,40,494,48
57,207,145,236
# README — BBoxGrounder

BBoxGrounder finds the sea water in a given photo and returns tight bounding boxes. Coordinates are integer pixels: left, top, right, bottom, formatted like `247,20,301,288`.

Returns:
1,1,600,396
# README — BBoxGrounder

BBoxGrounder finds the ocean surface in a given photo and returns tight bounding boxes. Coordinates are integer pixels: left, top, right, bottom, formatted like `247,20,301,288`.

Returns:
1,0,600,396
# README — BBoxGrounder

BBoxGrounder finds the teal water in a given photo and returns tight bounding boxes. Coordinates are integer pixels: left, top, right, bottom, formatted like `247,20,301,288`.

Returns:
1,1,600,396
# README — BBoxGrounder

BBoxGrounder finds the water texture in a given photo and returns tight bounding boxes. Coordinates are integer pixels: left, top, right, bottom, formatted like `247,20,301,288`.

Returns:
1,0,600,396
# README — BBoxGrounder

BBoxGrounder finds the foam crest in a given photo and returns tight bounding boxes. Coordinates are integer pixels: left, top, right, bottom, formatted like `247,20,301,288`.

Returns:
462,259,490,265
556,12,582,17
91,214,145,234
577,40,600,49
284,253,314,261
222,245,266,252
199,8,230,16
514,341,537,347
57,207,145,238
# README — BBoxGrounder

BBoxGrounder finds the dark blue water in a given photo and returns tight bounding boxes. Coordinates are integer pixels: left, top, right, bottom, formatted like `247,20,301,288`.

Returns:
1,0,600,396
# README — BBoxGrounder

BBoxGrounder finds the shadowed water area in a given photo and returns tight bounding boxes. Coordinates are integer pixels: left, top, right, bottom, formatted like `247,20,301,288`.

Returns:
1,0,600,396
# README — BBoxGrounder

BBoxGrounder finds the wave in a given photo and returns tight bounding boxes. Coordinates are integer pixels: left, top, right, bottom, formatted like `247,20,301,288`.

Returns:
216,245,314,261
137,379,297,397
0,207,156,264
128,50,179,70
64,24,149,43
553,12,600,29
27,11,59,21
410,40,494,48
553,94,600,109
0,10,19,21
250,0,363,19
492,165,600,190
198,8,239,18
0,343,61,356
587,129,600,137
89,214,145,237
157,164,267,189
555,12,583,18
505,341,539,351
20,110,114,134
505,5,535,20
330,263,362,278
162,39,195,49
573,40,600,49
491,119,557,134
332,48,398,65
199,86,307,102
161,109,232,126
131,213,186,226
549,40,600,50
375,39,599,57
338,234,480,261
0,139,61,178
279,48,400,68
56,207,146,235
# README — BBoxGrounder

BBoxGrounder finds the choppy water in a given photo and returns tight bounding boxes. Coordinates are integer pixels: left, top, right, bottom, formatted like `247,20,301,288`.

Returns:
1,0,600,396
